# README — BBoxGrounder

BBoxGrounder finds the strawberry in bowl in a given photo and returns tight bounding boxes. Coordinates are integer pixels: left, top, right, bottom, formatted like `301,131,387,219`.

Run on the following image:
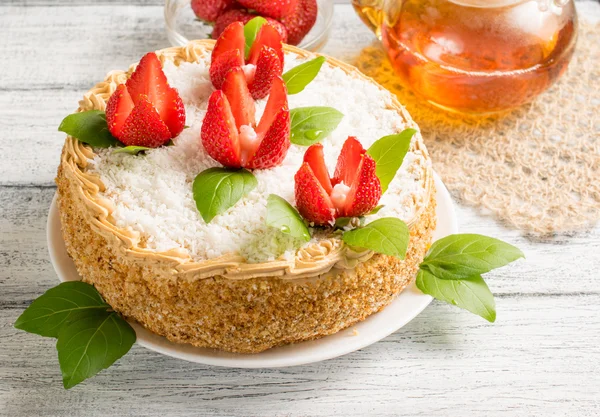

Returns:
210,21,284,100
105,52,186,148
295,137,382,226
201,67,291,170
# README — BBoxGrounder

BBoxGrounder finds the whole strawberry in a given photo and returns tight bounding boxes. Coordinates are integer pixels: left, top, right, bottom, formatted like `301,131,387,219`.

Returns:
191,0,235,22
212,9,288,43
279,0,318,45
236,0,297,19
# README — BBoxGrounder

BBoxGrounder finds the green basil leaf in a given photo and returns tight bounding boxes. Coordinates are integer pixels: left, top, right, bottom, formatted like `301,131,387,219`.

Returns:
421,234,525,280
342,217,409,258
334,217,353,228
290,106,344,146
244,16,267,59
266,195,311,241
367,129,417,194
57,311,136,389
416,269,496,322
58,110,120,148
193,168,258,223
283,56,326,95
113,146,152,155
14,281,110,338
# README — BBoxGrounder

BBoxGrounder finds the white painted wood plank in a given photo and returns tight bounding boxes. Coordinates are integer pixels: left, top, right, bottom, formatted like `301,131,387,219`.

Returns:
2,292,599,416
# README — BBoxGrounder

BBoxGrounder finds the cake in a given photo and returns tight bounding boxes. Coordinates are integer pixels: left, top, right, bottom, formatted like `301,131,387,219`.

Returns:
56,22,435,353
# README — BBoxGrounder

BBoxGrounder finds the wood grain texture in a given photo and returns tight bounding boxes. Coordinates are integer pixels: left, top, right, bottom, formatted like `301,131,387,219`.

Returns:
1,2,599,416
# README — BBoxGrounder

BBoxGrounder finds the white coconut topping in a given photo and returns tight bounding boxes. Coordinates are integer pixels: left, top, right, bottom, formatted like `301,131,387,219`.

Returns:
89,52,430,263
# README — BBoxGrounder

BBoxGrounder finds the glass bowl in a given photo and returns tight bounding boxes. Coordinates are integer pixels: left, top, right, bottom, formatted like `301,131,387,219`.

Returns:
164,0,334,52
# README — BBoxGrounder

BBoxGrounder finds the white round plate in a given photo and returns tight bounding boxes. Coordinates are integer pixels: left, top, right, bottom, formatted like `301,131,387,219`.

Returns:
47,172,457,368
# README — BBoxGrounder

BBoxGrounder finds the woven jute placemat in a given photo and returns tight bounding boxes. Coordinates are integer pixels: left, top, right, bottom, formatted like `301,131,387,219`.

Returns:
354,23,599,236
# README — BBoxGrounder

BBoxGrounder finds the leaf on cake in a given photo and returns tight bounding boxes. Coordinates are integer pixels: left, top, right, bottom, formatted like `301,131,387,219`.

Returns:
342,217,409,258
367,129,416,194
193,168,258,223
290,106,344,146
283,56,326,95
266,194,311,241
58,110,121,148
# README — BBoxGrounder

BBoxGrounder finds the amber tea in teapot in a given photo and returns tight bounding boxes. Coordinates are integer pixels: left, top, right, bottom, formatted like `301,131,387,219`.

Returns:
353,0,578,114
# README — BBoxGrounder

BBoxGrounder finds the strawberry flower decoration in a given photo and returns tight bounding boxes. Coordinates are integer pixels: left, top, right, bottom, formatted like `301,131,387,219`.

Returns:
106,52,186,148
201,67,291,170
210,21,284,100
295,137,382,226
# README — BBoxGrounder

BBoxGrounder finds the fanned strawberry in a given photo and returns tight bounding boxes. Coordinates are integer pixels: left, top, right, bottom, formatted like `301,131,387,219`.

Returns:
105,84,134,138
191,0,235,22
294,137,382,226
248,46,283,100
201,90,242,168
120,95,172,148
212,9,288,42
246,109,290,169
303,144,333,194
105,52,186,147
343,153,381,218
279,0,318,45
201,72,290,170
295,163,335,225
237,0,297,19
210,20,284,99
222,67,255,129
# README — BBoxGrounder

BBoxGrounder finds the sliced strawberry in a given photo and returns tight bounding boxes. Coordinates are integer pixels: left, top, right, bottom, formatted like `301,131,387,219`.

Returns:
295,163,336,225
222,68,256,130
237,0,297,19
201,91,242,168
279,0,318,45
303,144,333,194
191,0,235,22
343,153,382,218
212,21,245,61
248,46,283,100
210,49,245,91
247,109,290,169
249,24,285,67
333,136,364,187
119,95,172,148
105,84,134,139
161,89,186,138
256,76,288,136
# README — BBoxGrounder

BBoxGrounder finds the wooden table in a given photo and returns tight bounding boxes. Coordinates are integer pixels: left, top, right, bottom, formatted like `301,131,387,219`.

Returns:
1,1,599,416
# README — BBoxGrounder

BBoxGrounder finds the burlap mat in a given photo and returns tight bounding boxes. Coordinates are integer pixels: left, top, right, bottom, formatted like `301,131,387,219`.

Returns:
354,23,599,236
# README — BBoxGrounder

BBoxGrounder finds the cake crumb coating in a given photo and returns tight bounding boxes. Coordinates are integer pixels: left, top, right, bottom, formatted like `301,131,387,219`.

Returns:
56,161,436,353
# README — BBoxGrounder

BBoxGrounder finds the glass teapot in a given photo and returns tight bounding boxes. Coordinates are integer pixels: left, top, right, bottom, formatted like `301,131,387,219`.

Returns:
352,0,578,114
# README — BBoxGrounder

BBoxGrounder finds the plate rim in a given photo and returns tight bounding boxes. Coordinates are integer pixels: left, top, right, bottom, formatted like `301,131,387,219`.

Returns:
47,172,457,368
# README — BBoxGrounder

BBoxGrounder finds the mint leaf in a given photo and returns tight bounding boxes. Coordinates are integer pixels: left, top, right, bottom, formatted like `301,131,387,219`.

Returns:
244,16,267,59
283,56,326,95
367,129,416,194
290,106,344,146
58,110,120,148
342,217,409,258
57,311,136,389
266,195,311,241
421,234,525,280
113,146,152,155
193,168,257,223
416,269,496,322
14,281,110,338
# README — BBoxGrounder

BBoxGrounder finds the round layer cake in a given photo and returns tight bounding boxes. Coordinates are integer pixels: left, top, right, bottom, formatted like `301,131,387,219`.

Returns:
56,41,436,353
